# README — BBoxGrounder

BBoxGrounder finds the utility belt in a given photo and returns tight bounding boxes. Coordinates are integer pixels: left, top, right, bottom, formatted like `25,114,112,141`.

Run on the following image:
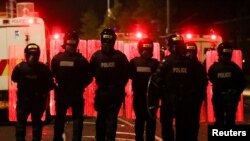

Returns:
213,89,239,101
17,90,48,103
220,89,237,98
216,89,239,106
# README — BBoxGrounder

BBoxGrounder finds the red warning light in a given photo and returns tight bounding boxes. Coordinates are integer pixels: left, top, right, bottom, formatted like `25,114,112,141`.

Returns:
211,34,217,40
136,32,143,39
209,29,218,40
185,33,193,40
28,18,34,24
53,33,60,40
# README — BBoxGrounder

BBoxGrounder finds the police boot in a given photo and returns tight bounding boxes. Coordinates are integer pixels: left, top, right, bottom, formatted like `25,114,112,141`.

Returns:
72,119,83,141
16,137,26,141
32,124,42,141
53,119,65,141
53,134,64,141
53,130,64,141
16,122,26,141
106,128,116,141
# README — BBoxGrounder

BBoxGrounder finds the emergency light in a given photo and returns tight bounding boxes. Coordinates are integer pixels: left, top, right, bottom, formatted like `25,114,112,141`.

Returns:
136,32,143,39
53,33,60,40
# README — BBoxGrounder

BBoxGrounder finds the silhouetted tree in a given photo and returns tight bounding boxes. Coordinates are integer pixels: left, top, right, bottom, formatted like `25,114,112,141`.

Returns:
79,8,100,39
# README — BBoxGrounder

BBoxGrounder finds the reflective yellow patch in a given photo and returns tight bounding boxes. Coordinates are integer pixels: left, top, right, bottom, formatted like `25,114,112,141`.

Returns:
66,40,77,44
136,67,151,72
103,34,113,39
27,45,38,49
2,64,8,76
217,72,231,78
100,62,115,68
172,36,183,41
142,44,153,48
187,46,196,50
222,49,232,53
173,67,187,73
60,61,74,67
29,49,38,52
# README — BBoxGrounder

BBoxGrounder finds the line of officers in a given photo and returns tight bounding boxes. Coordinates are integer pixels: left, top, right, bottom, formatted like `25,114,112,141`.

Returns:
11,28,247,141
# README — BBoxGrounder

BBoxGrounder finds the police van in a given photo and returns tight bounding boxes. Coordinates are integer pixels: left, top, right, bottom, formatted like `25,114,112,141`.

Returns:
181,32,223,62
0,3,48,123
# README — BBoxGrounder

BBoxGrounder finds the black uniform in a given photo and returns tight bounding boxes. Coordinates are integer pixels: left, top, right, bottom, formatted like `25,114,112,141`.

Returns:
184,41,208,141
148,34,207,141
90,28,129,141
129,38,159,141
208,41,246,127
11,43,54,141
51,31,93,141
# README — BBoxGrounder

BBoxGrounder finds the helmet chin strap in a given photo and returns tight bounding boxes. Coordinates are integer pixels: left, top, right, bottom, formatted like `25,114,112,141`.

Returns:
65,45,77,54
27,55,38,64
101,43,114,54
219,55,232,62
141,50,153,59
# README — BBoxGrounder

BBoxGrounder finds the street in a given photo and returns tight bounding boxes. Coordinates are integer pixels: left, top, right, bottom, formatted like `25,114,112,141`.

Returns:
1,92,250,141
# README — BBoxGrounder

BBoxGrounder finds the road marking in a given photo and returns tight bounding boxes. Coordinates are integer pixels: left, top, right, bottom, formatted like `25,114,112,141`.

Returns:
83,121,96,125
115,138,135,141
118,118,134,127
83,121,126,127
116,131,135,136
118,118,163,141
83,136,135,141
83,119,163,141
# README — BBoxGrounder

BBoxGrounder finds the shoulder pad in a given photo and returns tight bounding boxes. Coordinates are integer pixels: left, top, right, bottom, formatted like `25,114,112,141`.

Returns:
90,50,102,59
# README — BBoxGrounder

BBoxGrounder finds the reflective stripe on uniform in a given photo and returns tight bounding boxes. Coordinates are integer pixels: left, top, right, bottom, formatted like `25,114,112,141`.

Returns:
0,60,8,76
136,66,151,72
59,61,74,67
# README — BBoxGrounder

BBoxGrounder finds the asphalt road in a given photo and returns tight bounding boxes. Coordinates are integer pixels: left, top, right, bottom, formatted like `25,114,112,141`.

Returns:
0,93,250,141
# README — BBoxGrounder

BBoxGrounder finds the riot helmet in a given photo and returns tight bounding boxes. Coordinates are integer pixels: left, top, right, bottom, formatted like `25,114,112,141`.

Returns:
62,31,79,54
217,41,233,62
100,28,117,54
166,33,186,55
185,41,198,60
137,38,154,59
24,43,40,64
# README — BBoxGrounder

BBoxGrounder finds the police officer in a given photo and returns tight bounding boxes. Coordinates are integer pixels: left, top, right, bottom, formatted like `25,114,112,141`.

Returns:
185,41,208,141
90,28,129,141
51,31,93,141
11,43,54,141
147,33,207,141
208,41,246,127
129,38,159,141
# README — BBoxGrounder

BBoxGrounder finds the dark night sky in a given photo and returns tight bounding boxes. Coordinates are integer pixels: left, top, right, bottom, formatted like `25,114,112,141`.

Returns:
1,0,250,35
0,0,110,34
7,0,107,32
35,0,97,32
